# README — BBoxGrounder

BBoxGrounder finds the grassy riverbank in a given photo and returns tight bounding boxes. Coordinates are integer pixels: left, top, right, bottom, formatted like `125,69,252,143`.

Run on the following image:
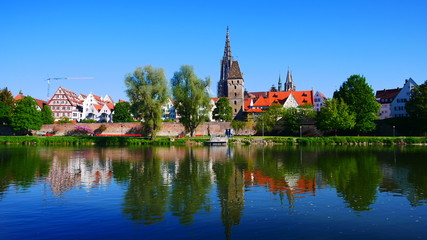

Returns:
0,135,426,146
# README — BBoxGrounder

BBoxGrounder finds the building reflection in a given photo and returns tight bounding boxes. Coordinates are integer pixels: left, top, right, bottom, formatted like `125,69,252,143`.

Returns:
25,145,427,235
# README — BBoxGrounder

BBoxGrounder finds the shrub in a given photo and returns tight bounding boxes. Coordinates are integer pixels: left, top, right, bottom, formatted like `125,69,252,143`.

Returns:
81,119,97,123
94,124,107,135
66,125,94,136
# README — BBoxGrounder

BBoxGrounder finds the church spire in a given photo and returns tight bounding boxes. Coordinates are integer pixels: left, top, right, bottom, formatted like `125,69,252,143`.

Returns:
284,67,296,91
218,27,234,97
223,26,232,61
278,75,282,91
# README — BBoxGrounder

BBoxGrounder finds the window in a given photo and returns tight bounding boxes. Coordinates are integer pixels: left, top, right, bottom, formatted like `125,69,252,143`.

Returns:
234,92,237,97
234,101,237,105
234,86,236,89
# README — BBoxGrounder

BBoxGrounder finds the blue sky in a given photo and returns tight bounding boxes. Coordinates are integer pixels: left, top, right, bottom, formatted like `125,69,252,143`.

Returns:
1,0,426,102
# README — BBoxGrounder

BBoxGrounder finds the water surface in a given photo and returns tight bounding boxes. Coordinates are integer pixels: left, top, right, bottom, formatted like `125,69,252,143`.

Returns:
0,145,426,239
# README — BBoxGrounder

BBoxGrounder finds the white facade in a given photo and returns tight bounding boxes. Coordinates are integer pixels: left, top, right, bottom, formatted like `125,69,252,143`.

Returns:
82,93,114,122
161,98,177,121
390,78,417,118
314,91,327,112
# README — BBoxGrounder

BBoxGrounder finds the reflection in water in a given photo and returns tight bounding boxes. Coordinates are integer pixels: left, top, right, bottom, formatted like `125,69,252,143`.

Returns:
1,145,427,237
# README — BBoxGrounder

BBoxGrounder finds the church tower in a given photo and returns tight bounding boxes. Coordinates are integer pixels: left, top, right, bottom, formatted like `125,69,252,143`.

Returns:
218,27,233,98
284,68,296,91
217,27,244,119
278,75,282,91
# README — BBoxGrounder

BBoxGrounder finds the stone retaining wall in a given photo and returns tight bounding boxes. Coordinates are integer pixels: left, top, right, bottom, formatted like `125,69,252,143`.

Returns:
38,122,256,136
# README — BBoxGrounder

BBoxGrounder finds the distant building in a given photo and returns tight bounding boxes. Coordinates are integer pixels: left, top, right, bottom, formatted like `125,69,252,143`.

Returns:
314,91,327,112
48,87,83,122
390,78,417,118
48,86,115,122
217,27,245,119
376,88,401,119
14,92,48,111
376,78,417,119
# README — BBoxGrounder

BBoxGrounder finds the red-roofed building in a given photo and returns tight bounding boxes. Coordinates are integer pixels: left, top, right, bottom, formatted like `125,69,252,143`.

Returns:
376,87,402,119
48,86,83,121
82,93,115,122
14,93,48,111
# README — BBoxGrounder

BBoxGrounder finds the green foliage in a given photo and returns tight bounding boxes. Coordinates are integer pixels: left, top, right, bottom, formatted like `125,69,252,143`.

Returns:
81,119,97,123
58,117,72,124
0,88,15,125
317,98,356,135
256,104,283,132
282,106,316,134
40,105,55,124
231,120,246,133
213,97,232,122
171,65,211,137
0,87,15,109
333,75,381,133
113,101,134,122
10,96,42,133
0,101,12,125
406,80,427,132
125,65,170,140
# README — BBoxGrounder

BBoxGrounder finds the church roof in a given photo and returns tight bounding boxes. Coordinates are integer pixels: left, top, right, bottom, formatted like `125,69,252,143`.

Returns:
228,61,243,79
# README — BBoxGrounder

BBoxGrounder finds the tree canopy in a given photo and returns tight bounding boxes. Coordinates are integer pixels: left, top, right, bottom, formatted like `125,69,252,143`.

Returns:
41,105,55,124
406,80,427,119
113,101,134,122
333,75,380,133
171,65,211,137
406,80,427,132
10,96,42,134
316,98,356,135
0,88,15,125
213,97,232,122
125,65,169,140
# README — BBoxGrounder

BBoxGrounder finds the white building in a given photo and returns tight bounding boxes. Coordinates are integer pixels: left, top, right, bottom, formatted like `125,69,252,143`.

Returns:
390,78,417,118
81,93,114,122
314,91,327,112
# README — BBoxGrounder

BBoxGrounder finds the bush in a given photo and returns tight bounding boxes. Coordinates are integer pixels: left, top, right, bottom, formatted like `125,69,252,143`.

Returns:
66,125,94,136
81,119,97,123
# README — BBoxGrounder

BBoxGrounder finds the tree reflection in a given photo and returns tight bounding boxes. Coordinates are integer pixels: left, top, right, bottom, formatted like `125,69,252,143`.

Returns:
213,152,245,240
319,150,382,211
0,147,50,199
122,148,169,225
169,148,213,225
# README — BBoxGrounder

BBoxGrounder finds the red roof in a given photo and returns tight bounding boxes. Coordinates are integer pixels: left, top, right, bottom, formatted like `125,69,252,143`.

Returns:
246,108,264,113
376,88,401,101
243,98,252,111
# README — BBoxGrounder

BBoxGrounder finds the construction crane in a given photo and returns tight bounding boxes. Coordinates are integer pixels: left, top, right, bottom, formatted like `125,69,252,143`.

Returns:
46,77,94,100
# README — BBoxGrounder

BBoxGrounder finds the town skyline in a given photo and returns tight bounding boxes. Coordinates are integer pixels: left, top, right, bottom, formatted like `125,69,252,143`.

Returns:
1,0,426,101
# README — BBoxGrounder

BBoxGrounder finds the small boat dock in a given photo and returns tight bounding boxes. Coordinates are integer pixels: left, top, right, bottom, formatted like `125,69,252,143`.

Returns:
204,136,228,146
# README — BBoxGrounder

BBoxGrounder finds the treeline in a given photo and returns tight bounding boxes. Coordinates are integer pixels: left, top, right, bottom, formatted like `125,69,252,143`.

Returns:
0,89,54,135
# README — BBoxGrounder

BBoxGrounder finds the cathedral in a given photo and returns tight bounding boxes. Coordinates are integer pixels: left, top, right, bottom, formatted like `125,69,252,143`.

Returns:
217,27,245,118
217,27,312,120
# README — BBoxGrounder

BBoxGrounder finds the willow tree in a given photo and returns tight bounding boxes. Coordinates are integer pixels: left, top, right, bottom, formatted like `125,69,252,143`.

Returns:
171,65,211,137
125,65,169,140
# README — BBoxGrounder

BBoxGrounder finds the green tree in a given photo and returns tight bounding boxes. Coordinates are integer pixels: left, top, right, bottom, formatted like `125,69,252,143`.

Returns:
125,65,169,140
113,101,134,122
333,75,380,133
171,65,211,137
0,87,15,109
256,104,283,133
0,88,15,125
406,80,427,132
282,106,316,134
0,102,12,125
40,105,54,124
317,98,356,135
213,97,232,122
231,120,246,134
10,96,42,134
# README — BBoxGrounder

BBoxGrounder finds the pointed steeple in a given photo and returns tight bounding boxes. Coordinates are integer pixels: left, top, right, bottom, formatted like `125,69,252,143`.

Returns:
218,26,234,97
223,26,232,61
284,67,296,91
278,75,282,91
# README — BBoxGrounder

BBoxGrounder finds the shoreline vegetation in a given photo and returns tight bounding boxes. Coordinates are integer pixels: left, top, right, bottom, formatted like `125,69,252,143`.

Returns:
0,136,426,146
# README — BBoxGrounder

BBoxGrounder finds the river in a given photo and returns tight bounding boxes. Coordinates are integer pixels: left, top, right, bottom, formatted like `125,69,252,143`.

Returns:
0,145,426,239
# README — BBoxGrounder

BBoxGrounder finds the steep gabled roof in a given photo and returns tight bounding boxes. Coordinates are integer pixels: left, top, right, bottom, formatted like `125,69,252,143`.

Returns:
376,88,401,100
292,90,314,106
243,98,253,111
252,96,270,107
228,61,243,79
